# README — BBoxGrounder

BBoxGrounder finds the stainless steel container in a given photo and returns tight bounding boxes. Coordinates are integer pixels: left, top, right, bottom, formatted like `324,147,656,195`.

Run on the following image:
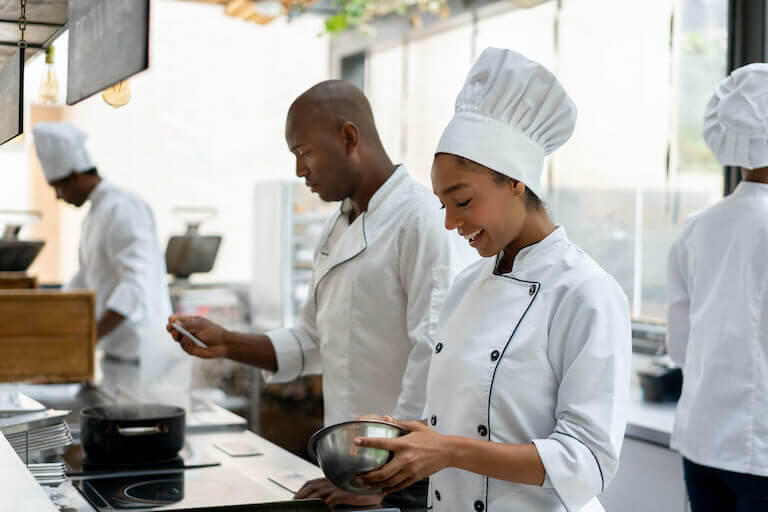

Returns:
307,420,407,494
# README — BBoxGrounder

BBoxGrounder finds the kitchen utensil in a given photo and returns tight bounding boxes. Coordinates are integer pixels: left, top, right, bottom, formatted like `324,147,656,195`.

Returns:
80,404,185,464
165,209,222,279
0,212,45,272
0,239,44,272
307,420,407,494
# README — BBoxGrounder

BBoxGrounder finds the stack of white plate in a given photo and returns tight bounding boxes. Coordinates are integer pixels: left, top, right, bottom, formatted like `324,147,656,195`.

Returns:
0,391,72,486
26,462,67,486
5,422,73,462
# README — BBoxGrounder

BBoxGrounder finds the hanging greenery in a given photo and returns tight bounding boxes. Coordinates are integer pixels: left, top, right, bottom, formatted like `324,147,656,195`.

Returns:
322,0,450,34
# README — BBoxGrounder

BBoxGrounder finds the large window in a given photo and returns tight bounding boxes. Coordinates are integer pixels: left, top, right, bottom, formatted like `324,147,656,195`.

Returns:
364,0,728,323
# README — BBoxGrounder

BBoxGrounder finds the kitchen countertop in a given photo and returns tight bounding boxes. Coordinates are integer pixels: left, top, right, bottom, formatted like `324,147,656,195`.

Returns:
3,355,678,511
0,432,59,512
40,429,325,512
625,353,678,447
15,383,247,434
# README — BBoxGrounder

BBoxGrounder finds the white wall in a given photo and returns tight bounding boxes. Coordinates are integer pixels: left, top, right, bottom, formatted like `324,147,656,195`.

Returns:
20,0,331,284
0,143,28,212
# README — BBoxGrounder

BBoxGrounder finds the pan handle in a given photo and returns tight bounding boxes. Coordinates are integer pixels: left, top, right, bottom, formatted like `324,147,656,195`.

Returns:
116,425,166,436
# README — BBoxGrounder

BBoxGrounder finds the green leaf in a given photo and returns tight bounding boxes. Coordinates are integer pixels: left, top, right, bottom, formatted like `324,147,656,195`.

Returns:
325,13,349,33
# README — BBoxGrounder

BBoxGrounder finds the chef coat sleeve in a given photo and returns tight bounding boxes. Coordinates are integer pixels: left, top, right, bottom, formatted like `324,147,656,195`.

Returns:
263,283,322,383
102,203,158,323
66,267,87,290
531,277,631,512
665,226,692,366
64,247,86,290
393,206,472,420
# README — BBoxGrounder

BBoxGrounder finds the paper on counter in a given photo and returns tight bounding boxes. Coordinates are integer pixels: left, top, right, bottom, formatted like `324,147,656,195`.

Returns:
267,471,321,494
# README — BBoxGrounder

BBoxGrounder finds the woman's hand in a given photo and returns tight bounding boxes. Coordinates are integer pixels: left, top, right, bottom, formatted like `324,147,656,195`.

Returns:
167,314,229,359
355,419,451,494
357,414,394,422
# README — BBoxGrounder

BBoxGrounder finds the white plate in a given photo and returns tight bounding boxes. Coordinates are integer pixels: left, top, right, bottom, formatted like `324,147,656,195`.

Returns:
0,391,46,416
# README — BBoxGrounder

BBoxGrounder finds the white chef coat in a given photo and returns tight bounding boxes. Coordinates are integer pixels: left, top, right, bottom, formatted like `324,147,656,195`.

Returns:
666,181,768,477
67,180,190,403
265,166,476,426
425,227,631,512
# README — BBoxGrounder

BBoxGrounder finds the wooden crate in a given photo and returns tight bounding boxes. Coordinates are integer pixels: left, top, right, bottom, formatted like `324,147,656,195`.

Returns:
0,272,37,290
0,290,95,383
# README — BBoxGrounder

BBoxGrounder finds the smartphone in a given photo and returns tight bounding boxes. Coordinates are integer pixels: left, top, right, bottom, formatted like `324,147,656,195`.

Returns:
171,322,208,349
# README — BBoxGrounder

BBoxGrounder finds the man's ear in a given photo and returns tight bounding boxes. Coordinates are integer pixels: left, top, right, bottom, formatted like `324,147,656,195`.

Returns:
340,121,359,154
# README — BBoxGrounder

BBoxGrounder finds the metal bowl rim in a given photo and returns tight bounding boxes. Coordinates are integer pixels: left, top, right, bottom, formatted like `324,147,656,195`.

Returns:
307,419,408,461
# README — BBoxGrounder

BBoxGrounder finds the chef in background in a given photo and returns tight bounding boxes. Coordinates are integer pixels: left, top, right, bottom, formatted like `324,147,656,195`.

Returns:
666,63,768,511
33,122,190,406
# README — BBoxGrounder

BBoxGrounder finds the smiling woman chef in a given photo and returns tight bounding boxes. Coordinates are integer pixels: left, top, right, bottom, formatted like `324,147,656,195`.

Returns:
356,48,632,512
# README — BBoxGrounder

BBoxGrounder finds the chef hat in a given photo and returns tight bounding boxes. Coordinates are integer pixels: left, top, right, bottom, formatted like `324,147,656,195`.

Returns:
32,122,94,183
703,63,768,170
436,47,576,198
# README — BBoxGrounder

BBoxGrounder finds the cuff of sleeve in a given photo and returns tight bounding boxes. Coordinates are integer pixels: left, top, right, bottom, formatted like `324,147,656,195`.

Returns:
262,327,306,383
392,401,425,421
532,437,601,512
106,282,143,322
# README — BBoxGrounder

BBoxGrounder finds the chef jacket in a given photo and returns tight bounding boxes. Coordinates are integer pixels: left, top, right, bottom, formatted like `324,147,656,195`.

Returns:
264,166,476,426
425,227,631,512
667,181,768,477
67,180,189,401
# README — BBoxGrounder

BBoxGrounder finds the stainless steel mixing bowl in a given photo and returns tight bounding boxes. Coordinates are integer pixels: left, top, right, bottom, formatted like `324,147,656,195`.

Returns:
307,420,407,494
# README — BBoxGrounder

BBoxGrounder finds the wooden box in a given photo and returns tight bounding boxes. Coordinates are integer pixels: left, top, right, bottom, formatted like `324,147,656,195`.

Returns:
0,272,37,290
0,290,95,383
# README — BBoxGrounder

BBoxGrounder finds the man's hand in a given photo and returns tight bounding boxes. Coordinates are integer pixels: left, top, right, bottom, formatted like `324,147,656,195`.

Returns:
167,315,229,359
294,478,383,507
97,309,126,339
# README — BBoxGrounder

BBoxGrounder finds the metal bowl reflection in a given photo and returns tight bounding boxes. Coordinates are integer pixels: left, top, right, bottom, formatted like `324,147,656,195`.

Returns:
307,420,407,494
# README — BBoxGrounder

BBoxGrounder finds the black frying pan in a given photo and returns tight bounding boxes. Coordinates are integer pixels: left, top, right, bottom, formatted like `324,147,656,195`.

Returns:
80,404,185,464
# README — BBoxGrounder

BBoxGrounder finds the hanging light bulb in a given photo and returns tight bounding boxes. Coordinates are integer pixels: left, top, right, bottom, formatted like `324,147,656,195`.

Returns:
102,79,131,108
38,45,59,104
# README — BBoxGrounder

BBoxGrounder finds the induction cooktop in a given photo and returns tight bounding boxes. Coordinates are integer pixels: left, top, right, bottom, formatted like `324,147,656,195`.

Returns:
74,465,327,511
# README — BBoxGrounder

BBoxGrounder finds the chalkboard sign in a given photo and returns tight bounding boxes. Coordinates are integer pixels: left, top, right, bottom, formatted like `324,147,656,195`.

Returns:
66,0,150,105
0,49,23,146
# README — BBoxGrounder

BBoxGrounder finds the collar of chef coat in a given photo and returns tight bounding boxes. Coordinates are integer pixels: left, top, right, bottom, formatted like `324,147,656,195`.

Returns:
733,180,768,197
497,225,569,275
338,164,410,222
314,165,413,296
87,179,114,207
329,163,413,244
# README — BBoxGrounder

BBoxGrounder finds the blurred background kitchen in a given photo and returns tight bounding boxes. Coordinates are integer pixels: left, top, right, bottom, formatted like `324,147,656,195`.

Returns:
0,0,764,510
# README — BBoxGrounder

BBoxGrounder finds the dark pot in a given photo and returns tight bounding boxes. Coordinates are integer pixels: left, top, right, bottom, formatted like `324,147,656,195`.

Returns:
80,404,185,464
